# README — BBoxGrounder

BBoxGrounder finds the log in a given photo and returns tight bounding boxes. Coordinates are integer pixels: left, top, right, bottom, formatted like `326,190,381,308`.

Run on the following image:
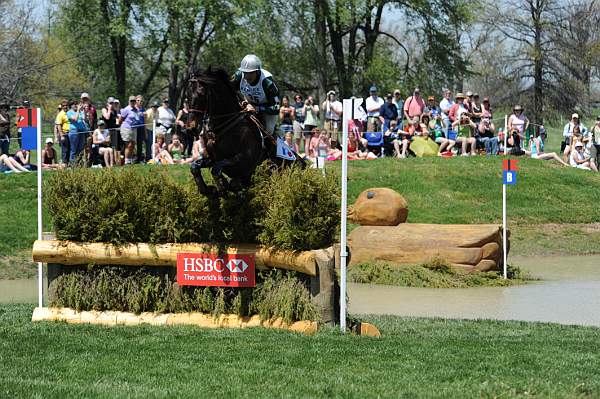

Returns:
32,240,317,277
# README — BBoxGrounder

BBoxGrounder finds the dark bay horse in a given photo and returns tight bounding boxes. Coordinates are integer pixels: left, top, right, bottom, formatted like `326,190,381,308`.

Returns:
186,68,304,195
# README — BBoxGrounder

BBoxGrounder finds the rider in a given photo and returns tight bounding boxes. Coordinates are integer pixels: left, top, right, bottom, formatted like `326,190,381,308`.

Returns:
232,54,280,136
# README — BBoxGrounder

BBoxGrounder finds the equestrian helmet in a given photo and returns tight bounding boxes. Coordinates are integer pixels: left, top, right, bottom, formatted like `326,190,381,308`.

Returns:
239,54,262,72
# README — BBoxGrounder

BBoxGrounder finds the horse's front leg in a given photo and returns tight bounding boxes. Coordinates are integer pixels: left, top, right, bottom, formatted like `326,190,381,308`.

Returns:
211,159,234,195
191,159,216,196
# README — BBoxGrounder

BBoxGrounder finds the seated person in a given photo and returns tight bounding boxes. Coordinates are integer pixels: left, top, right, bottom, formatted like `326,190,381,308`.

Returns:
152,134,174,165
452,114,477,156
283,131,300,154
41,138,63,169
569,141,591,169
506,129,526,156
92,120,114,167
327,133,377,160
428,113,454,156
12,149,35,170
527,131,568,166
307,128,331,159
383,120,400,155
0,153,29,173
476,117,498,155
168,134,185,164
393,117,420,159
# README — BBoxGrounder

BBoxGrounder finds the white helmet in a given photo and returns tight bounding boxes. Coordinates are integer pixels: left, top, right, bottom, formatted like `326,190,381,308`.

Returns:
239,54,262,72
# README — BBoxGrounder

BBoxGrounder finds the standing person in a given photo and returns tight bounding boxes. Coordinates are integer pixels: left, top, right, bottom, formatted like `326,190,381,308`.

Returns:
292,94,305,152
365,86,384,132
175,99,193,157
119,96,140,165
321,90,342,146
302,96,319,152
279,95,295,137
66,100,88,164
470,94,483,125
562,113,587,161
102,97,119,165
0,103,10,156
233,54,280,135
157,98,176,144
482,97,493,118
392,89,404,128
426,96,439,118
55,100,70,164
448,93,465,127
80,93,97,130
507,105,529,153
378,94,398,133
135,95,146,162
589,116,600,172
92,120,114,167
439,89,454,134
403,87,426,123
145,101,159,160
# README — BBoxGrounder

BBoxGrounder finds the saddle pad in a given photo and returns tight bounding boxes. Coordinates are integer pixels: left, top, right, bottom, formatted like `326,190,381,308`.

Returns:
276,137,296,161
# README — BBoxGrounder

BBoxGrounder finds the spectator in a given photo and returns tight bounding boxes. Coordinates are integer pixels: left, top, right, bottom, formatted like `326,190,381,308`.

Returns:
80,93,97,130
54,100,70,164
570,141,591,170
562,113,587,153
426,96,439,119
452,114,477,156
365,86,384,132
527,129,568,166
119,96,141,165
507,105,529,136
101,97,119,164
403,87,426,123
187,136,207,163
482,97,493,118
0,153,28,173
135,95,146,162
379,93,398,133
152,134,174,165
429,113,454,156
175,99,193,157
448,93,465,125
392,90,404,128
168,133,185,164
470,94,483,124
383,119,399,155
439,89,454,131
92,120,114,167
41,138,61,169
0,103,10,156
589,116,600,172
157,98,176,143
13,149,31,169
394,117,419,158
307,127,327,159
477,117,498,155
145,101,159,159
279,95,295,138
283,131,299,154
292,94,305,152
322,91,342,147
463,91,474,113
564,124,584,163
302,96,319,153
66,100,88,164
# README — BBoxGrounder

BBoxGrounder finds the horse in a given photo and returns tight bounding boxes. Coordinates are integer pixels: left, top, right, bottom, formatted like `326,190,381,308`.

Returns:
186,68,304,196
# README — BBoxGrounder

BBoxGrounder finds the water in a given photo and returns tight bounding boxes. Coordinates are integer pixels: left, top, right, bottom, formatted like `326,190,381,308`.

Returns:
348,255,600,327
2,255,600,326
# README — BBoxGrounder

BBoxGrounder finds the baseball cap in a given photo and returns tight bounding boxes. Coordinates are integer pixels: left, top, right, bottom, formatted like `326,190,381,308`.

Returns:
572,113,579,119
386,93,393,99
465,91,473,97
575,141,584,148
152,101,160,107
45,137,54,144
107,97,115,103
394,89,401,95
473,93,479,98
98,119,105,126
327,90,336,96
483,97,490,102
455,93,465,99
81,92,90,99
163,98,169,102
128,95,136,102
114,99,120,104
427,95,435,101
369,86,377,92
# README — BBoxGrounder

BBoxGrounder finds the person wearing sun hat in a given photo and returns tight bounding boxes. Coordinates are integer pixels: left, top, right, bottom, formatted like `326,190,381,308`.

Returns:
448,92,465,124
41,137,61,169
569,140,591,169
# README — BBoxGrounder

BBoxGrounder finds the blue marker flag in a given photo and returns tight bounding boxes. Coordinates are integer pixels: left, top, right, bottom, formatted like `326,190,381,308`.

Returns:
503,170,517,185
21,127,38,150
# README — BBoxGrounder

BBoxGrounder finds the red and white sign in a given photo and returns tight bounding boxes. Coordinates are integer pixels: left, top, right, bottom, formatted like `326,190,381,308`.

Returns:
176,253,255,287
16,108,38,128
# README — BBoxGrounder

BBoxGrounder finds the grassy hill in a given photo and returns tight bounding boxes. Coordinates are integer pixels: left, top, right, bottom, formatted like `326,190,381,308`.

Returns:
1,155,599,278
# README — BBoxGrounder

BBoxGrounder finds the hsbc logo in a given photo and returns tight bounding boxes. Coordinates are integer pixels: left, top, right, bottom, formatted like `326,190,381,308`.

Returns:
226,259,249,273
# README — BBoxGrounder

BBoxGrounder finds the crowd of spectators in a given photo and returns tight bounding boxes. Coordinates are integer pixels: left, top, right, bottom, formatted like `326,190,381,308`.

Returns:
1,85,599,174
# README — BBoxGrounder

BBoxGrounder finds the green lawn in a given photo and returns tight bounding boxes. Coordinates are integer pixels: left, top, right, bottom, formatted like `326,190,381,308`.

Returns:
1,304,599,398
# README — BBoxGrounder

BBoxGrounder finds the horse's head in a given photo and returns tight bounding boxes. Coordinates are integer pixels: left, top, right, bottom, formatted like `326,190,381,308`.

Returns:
186,67,238,121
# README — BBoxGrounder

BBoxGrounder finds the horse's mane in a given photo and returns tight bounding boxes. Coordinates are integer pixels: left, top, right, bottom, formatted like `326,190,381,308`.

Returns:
191,67,233,88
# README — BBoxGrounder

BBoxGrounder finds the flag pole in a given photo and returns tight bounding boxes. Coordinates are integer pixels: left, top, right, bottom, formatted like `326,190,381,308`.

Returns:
36,108,43,307
502,180,507,279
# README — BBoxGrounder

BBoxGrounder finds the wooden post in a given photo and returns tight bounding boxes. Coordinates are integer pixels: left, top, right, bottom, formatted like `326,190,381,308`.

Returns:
310,247,340,325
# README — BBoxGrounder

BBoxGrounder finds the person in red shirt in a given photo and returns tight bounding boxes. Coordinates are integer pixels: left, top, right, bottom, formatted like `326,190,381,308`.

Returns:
403,87,426,122
448,93,465,124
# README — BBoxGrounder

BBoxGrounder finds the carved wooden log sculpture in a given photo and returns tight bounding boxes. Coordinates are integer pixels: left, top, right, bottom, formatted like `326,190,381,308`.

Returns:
348,224,507,272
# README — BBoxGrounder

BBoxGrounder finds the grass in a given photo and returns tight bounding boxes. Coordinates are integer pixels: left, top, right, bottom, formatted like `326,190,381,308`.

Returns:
347,260,532,288
2,152,600,279
1,303,600,398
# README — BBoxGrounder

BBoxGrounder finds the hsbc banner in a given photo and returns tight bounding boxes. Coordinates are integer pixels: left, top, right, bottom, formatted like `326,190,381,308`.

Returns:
176,253,255,287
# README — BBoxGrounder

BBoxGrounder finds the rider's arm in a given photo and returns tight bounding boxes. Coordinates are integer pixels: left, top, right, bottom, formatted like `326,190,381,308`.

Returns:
259,76,280,115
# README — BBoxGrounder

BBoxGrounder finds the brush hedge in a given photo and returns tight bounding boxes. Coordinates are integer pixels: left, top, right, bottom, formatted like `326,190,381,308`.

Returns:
45,165,339,251
49,267,319,323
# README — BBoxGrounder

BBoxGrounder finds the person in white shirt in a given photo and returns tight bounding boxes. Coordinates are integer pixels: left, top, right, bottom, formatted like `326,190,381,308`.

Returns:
157,98,176,144
321,90,342,146
439,89,454,133
365,85,384,132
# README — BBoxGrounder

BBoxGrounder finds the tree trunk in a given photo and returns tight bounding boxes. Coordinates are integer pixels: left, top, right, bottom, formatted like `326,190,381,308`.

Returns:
313,0,328,98
533,5,544,126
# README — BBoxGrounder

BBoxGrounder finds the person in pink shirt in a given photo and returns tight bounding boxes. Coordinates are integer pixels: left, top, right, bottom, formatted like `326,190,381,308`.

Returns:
403,88,426,121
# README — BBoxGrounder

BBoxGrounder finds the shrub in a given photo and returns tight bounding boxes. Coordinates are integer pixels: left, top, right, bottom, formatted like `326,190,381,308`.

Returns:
49,267,319,323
